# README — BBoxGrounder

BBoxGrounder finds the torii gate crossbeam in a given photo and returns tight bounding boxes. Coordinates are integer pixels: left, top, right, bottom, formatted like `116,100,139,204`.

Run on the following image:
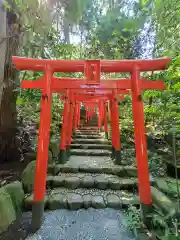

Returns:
12,56,171,232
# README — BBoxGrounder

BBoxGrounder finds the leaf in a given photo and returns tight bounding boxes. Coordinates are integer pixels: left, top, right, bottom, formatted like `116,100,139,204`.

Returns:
16,97,25,105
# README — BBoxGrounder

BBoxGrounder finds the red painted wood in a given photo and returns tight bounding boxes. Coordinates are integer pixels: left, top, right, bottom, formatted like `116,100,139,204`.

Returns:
110,100,115,150
60,96,69,150
104,102,108,134
12,56,171,72
21,78,166,91
131,67,152,205
33,65,52,202
85,60,100,84
67,100,74,146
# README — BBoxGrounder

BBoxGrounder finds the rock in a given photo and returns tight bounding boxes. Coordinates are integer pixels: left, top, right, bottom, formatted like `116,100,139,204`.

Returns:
106,194,121,209
125,167,137,177
54,164,64,174
22,160,51,193
119,179,137,189
155,178,169,192
52,176,65,187
48,164,55,174
24,194,48,210
48,151,53,164
0,187,16,234
4,181,24,215
24,152,36,161
92,195,106,209
48,193,67,210
155,177,179,197
111,166,125,176
49,140,59,158
79,164,89,172
61,165,78,173
65,177,81,189
121,196,140,206
103,167,112,174
95,175,109,190
151,186,176,216
109,178,120,190
67,193,83,210
22,161,36,193
83,176,95,188
46,175,54,188
83,194,92,209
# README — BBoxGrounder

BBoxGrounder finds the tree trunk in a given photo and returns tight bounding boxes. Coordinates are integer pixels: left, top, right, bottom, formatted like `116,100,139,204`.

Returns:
63,17,70,44
0,0,6,104
0,1,20,163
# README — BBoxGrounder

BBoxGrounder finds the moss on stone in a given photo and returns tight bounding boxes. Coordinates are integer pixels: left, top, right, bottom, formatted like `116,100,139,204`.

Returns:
0,187,16,234
4,181,24,215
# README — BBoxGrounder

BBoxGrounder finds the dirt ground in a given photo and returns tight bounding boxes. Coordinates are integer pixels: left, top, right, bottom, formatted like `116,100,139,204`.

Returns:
0,161,29,187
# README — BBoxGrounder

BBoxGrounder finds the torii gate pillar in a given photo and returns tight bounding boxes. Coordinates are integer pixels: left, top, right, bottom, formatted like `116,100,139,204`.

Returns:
31,65,52,232
131,67,152,218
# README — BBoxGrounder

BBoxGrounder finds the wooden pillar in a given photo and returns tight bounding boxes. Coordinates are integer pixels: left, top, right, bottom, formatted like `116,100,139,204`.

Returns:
77,103,80,127
131,66,152,217
59,92,69,163
31,65,52,232
67,99,74,147
85,106,88,123
73,102,78,131
112,91,121,164
110,100,115,159
104,102,108,139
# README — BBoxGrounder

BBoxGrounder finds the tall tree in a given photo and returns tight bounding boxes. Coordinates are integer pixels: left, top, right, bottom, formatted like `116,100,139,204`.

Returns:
0,0,20,163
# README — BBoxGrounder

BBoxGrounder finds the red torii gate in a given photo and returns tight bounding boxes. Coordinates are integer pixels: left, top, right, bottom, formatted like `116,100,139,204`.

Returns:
59,90,127,164
12,56,171,232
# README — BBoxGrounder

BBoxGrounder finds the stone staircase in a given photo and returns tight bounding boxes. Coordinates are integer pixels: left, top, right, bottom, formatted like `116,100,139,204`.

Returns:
25,121,140,211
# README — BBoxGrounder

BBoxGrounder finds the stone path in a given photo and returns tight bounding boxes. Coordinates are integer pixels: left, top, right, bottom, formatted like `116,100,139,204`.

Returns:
22,120,141,239
25,121,139,210
26,209,135,240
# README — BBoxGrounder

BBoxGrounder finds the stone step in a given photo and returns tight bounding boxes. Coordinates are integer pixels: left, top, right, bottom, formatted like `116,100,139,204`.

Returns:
75,131,100,135
75,131,101,135
72,139,109,144
25,188,140,210
73,135,103,139
48,164,137,177
69,149,111,156
47,173,138,191
79,127,99,131
70,144,111,150
76,130,100,134
83,124,98,126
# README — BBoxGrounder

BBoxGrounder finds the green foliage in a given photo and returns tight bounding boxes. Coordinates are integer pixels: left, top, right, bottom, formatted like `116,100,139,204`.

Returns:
124,205,141,237
5,0,180,237
152,210,180,239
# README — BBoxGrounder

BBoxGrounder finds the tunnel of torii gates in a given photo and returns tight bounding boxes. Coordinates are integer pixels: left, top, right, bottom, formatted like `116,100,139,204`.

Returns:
12,56,171,231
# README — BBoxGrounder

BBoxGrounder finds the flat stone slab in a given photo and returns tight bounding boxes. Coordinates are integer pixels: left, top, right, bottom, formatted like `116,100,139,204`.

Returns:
83,194,92,209
107,194,121,209
24,188,140,210
95,175,109,190
25,209,135,240
74,135,103,139
67,193,84,210
52,159,137,177
65,176,81,189
70,143,111,150
92,195,106,208
48,193,68,210
83,175,95,188
70,149,111,156
50,173,138,190
71,139,109,144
